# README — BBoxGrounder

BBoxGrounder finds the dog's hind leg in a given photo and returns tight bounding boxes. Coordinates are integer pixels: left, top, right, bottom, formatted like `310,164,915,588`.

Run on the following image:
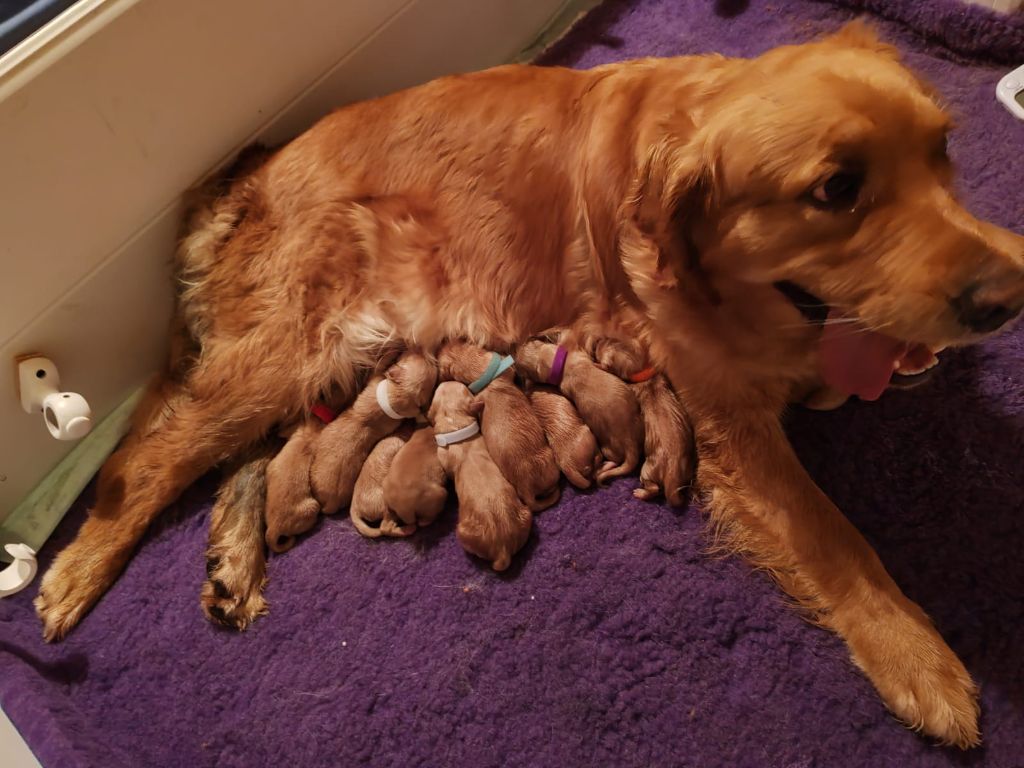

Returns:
201,441,276,630
35,350,297,641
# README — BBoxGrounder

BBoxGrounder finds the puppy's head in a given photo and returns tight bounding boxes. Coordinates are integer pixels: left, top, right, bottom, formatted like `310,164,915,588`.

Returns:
635,22,1024,389
386,351,438,412
426,381,482,430
513,340,556,382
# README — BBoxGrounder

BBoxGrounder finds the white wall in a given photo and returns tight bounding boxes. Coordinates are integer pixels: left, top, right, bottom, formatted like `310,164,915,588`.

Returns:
0,0,573,516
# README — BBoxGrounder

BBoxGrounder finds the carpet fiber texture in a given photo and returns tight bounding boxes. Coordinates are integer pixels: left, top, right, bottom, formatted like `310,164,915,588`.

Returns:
1,1,1022,766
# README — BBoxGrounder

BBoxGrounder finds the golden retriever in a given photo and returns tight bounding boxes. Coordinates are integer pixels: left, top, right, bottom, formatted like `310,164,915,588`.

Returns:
34,23,1024,747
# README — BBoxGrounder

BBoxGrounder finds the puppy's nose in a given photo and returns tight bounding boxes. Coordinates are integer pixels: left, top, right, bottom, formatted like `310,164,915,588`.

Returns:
950,285,1022,334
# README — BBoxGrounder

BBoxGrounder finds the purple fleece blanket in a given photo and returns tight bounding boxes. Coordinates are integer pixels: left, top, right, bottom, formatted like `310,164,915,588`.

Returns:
1,1,1022,766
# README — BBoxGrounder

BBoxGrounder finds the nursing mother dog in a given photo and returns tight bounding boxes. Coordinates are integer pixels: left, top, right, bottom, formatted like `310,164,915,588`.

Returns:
35,23,1024,747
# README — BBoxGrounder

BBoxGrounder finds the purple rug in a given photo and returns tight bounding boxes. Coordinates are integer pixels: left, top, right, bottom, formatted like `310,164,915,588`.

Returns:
2,1,1022,766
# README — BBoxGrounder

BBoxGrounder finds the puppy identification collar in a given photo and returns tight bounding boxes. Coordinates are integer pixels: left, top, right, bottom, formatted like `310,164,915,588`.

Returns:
628,366,657,383
547,346,568,385
311,403,338,423
468,353,515,394
434,421,480,447
376,379,412,420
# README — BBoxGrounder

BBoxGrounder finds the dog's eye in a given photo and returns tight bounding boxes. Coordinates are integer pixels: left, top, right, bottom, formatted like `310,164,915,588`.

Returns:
810,171,863,210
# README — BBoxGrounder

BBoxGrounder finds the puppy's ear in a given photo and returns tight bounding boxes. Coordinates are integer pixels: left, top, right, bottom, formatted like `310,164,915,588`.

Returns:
385,363,403,386
468,399,485,418
825,20,900,60
627,134,717,297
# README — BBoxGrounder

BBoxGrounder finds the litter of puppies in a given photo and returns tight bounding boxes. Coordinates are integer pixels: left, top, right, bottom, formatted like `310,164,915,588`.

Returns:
256,336,695,574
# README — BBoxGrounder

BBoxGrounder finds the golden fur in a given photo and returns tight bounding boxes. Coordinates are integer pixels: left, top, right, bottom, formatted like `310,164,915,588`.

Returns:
308,352,436,515
526,384,600,489
263,420,323,553
438,340,560,510
592,338,695,505
383,424,449,528
428,383,532,571
515,339,643,483
349,426,415,538
34,24,1024,747
200,443,273,630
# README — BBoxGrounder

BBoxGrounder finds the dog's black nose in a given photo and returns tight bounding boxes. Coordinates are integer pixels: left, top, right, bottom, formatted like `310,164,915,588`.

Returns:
950,286,1021,334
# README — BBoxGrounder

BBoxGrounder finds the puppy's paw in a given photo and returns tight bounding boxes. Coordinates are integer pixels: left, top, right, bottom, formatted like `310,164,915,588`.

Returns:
636,456,693,507
35,543,114,641
200,555,267,631
633,484,659,501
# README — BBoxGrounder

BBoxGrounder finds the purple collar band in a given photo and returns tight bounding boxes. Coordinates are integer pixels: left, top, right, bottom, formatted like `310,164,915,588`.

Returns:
547,345,568,386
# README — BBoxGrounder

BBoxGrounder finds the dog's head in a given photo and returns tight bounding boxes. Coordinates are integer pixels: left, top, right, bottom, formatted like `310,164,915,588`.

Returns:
634,22,1024,397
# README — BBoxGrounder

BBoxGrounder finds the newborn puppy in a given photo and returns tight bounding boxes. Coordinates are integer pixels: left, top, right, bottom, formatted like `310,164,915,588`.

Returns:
526,384,600,489
264,418,326,553
428,382,531,572
350,426,415,538
310,351,437,515
384,424,448,528
515,339,641,484
438,340,560,511
593,338,696,507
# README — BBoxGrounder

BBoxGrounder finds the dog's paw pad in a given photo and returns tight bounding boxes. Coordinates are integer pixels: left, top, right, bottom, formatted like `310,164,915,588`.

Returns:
199,559,267,631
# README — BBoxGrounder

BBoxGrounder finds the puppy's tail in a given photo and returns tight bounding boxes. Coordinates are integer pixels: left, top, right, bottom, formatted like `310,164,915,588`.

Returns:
595,445,641,485
350,506,385,539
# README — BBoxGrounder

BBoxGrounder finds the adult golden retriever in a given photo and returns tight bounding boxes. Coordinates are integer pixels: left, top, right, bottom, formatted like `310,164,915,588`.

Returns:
34,23,1023,747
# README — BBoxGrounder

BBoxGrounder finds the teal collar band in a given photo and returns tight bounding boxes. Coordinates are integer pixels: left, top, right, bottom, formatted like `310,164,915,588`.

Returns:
468,353,515,394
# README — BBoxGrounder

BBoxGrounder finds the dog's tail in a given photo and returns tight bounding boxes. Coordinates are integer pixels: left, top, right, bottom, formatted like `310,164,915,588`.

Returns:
174,142,279,343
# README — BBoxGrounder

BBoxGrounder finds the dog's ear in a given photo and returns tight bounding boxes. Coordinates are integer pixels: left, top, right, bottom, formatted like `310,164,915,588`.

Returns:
627,134,717,297
385,361,404,386
468,398,485,418
825,20,900,60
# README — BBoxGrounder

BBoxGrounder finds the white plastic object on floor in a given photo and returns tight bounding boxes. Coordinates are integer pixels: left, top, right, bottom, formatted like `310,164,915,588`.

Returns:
997,64,1024,121
962,0,1023,12
17,356,93,441
0,543,37,598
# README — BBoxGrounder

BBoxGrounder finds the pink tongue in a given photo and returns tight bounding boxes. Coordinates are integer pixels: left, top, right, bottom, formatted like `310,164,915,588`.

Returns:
819,310,909,401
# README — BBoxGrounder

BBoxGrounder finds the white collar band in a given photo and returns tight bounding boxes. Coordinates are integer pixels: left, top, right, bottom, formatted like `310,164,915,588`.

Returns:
434,420,480,447
376,379,409,420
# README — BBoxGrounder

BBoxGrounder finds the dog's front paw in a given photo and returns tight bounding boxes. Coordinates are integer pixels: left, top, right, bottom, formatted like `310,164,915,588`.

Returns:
200,555,267,631
34,543,115,642
847,609,980,748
